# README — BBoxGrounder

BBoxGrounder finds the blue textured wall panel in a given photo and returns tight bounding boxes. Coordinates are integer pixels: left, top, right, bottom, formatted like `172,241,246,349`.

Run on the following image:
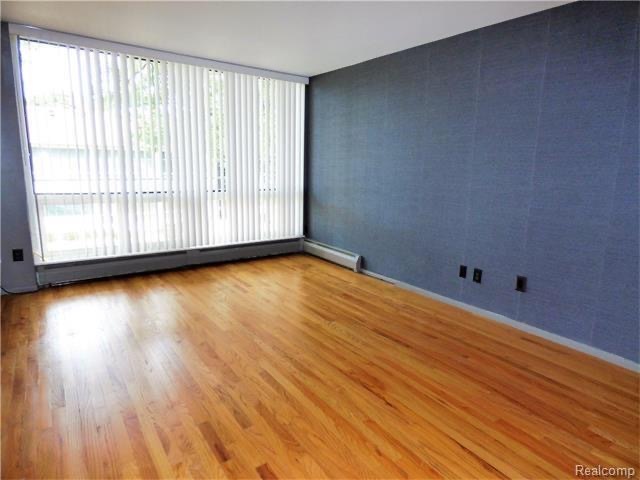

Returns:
461,12,549,317
517,1,638,344
592,36,640,362
306,1,640,360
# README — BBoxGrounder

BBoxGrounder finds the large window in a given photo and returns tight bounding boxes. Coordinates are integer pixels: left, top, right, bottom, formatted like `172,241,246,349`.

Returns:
16,36,304,264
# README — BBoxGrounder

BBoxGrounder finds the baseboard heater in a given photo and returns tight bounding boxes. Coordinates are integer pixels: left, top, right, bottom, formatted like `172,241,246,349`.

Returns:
303,240,362,272
36,238,303,286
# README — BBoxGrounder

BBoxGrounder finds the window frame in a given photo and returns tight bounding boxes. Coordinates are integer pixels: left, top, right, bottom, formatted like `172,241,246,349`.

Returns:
10,24,307,266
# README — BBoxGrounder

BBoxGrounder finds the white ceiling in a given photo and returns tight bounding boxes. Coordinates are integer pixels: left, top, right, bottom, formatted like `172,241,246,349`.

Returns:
1,1,568,77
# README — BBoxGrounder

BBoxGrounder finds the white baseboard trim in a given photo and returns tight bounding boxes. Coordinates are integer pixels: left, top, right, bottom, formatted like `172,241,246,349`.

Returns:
36,238,303,286
361,268,639,372
303,239,362,272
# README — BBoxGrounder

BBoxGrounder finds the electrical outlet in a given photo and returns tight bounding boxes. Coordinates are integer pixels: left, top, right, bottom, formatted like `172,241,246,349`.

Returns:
516,275,527,292
459,265,467,278
473,268,482,283
12,249,24,262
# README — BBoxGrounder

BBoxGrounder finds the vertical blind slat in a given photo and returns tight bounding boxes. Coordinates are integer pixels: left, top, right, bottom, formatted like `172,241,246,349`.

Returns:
18,38,304,263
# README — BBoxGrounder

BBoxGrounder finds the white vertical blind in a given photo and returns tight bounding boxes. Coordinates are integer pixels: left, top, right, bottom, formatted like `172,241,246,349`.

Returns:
17,38,305,263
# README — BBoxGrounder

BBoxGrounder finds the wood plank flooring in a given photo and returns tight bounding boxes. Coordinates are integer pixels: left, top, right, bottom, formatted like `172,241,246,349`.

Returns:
2,254,638,479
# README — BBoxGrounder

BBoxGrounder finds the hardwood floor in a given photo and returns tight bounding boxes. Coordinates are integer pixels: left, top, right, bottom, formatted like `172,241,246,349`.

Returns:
2,254,638,479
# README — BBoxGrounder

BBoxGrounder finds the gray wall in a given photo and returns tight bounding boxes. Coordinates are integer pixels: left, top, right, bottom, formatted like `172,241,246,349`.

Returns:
306,1,639,361
1,22,37,292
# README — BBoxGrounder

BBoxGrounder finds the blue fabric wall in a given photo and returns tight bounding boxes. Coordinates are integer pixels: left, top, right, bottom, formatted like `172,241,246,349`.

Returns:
1,22,38,292
306,1,639,361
